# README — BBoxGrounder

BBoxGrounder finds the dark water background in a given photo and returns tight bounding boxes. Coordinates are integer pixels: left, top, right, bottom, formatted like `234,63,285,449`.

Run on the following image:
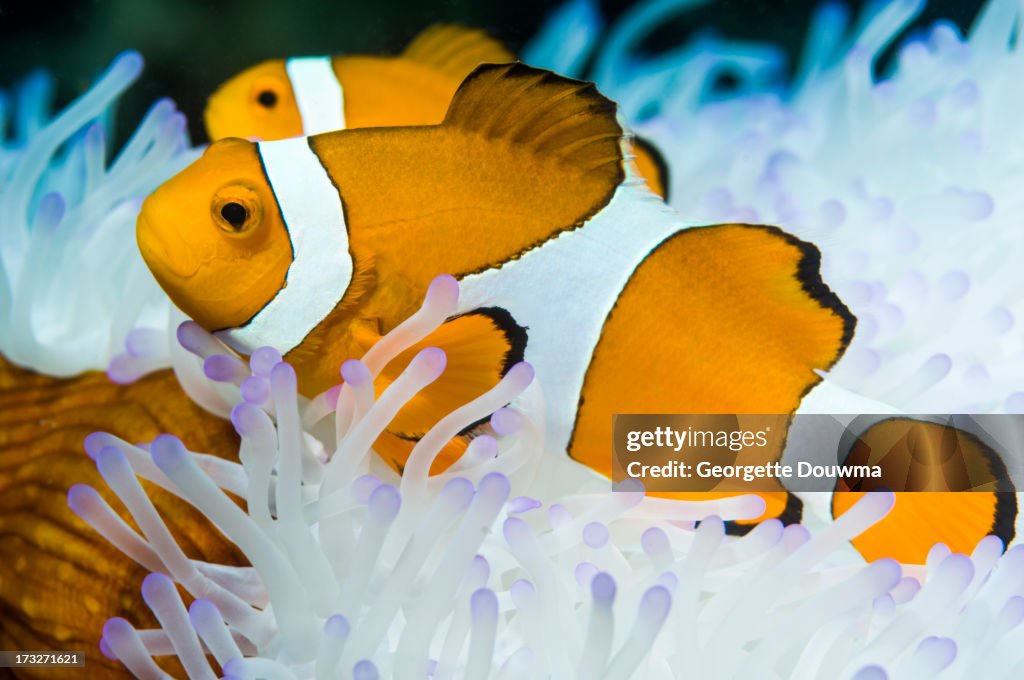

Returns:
0,0,986,144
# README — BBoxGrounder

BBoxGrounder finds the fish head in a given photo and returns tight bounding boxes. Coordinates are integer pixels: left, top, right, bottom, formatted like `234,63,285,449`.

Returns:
205,59,303,141
137,137,293,332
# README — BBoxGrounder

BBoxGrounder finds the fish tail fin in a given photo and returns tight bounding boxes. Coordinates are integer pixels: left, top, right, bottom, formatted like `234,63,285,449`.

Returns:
630,135,671,201
832,418,1017,564
443,62,625,179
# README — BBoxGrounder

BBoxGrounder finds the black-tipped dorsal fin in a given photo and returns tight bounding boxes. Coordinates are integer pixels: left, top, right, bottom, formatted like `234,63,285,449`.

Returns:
401,24,515,80
443,62,625,178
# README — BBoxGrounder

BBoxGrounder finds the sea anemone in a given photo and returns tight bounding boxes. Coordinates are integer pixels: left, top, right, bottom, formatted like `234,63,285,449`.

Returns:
75,276,1024,677
526,0,1024,415
2,0,1024,676
0,50,192,377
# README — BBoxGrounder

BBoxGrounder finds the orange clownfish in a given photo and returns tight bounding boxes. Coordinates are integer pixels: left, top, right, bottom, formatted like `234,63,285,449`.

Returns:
139,62,849,526
204,24,672,200
143,63,1018,563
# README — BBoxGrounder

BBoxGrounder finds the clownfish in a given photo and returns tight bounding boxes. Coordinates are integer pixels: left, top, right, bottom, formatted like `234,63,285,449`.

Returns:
204,24,672,200
142,63,1018,562
140,62,849,528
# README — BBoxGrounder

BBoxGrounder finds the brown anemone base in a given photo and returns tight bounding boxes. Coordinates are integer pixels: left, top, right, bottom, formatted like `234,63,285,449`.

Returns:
0,358,242,679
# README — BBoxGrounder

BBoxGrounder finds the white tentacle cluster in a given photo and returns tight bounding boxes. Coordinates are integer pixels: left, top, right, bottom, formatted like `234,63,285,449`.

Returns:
70,276,1024,678
0,51,194,375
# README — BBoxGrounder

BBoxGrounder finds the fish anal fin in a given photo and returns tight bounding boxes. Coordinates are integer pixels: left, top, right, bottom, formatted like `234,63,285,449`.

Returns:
378,307,527,441
401,24,515,81
372,430,469,476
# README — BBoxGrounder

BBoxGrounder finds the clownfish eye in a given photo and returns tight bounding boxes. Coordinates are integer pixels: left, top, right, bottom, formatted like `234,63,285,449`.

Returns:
220,202,248,229
256,90,278,108
212,184,263,235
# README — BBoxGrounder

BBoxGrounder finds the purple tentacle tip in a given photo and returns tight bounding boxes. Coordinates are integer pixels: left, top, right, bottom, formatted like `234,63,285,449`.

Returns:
106,353,139,385
188,598,219,625
83,432,112,460
471,554,490,583
222,658,244,677
341,359,372,386
490,407,523,436
176,321,206,354
113,50,144,78
95,445,127,476
352,659,380,680
441,476,475,506
410,347,447,382
639,585,672,622
98,636,116,660
470,588,498,620
503,516,530,544
508,496,541,514
641,527,669,556
575,561,598,587
324,614,350,639
427,274,460,307
204,354,241,383
150,433,188,472
66,484,98,516
249,346,282,377
478,471,511,500
506,361,535,387
591,572,617,603
368,484,402,522
351,474,382,504
141,572,174,605
240,376,269,404
270,361,297,392
582,521,609,549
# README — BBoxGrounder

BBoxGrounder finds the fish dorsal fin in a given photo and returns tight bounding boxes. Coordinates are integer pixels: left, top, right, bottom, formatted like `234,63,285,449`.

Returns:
401,24,515,80
443,62,625,178
308,63,626,288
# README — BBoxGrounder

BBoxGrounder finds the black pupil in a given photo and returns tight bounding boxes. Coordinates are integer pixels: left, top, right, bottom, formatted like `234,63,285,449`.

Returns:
257,90,278,108
221,202,248,229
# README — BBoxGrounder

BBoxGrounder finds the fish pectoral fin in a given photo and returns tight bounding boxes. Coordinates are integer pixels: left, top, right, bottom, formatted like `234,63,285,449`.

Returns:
401,24,516,80
377,306,527,442
832,418,1017,564
373,429,470,476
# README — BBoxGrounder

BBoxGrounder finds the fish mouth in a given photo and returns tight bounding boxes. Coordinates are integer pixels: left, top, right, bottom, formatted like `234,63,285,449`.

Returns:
136,214,201,282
